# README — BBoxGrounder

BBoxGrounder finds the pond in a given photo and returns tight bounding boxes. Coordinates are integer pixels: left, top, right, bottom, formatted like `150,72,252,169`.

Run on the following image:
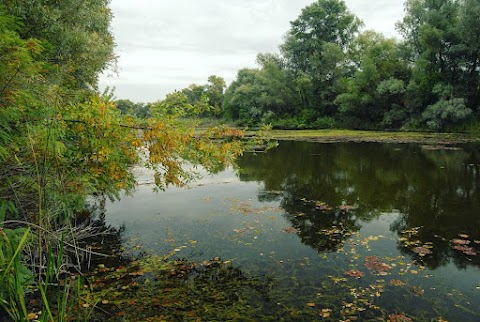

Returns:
105,141,480,321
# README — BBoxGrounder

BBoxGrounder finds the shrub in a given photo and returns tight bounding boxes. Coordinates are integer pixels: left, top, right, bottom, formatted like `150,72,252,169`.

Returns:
421,98,472,131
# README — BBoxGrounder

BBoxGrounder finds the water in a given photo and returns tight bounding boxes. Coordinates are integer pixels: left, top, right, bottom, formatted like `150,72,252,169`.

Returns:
105,141,480,320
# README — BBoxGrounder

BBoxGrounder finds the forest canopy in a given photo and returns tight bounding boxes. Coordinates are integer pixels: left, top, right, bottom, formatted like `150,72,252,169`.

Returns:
156,0,479,132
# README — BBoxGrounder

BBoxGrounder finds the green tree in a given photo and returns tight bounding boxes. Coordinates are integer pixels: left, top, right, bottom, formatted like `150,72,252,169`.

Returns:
206,75,226,116
281,0,361,74
397,0,480,128
115,99,150,118
335,31,410,128
0,2,244,319
223,68,263,125
223,54,300,126
5,0,115,99
280,0,362,117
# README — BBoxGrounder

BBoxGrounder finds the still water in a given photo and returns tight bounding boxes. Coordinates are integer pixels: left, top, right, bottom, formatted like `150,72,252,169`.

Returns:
106,141,480,321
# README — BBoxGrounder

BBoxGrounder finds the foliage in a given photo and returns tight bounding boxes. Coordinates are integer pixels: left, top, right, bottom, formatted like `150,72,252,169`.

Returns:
222,0,480,132
0,227,31,321
281,0,362,74
5,0,116,94
115,99,150,118
335,31,410,129
422,98,472,131
175,75,227,118
0,1,245,319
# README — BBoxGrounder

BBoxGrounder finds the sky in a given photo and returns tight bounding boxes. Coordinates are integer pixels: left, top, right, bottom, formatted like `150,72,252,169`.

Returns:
99,0,406,103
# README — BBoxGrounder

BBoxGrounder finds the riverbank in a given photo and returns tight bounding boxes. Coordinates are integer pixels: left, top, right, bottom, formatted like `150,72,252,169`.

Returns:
266,129,480,144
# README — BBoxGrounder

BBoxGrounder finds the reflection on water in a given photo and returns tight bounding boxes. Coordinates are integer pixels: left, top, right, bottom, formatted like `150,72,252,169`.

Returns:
237,142,480,269
106,141,480,321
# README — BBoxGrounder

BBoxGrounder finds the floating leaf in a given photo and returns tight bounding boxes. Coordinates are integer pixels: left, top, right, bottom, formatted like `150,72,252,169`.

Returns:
390,279,405,287
282,226,300,234
345,269,365,278
364,256,392,274
413,246,432,257
452,245,477,256
320,308,332,318
338,204,356,212
452,239,470,245
388,313,413,322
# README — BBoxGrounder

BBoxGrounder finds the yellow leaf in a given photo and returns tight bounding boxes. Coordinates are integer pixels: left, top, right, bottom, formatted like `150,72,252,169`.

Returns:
320,308,332,318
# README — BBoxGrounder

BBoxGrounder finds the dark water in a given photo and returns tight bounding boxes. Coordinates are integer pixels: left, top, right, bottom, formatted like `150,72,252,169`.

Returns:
106,141,480,320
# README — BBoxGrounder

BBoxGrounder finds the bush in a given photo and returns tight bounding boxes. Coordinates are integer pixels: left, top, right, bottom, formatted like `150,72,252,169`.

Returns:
312,117,336,129
421,98,472,131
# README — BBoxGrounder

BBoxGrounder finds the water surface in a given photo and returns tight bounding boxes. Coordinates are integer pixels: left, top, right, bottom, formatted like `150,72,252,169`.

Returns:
106,141,480,320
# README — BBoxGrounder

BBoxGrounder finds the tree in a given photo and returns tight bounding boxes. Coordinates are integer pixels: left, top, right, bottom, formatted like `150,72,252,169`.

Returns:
0,2,243,319
281,0,362,74
5,0,116,98
206,75,226,116
223,54,300,126
115,99,150,118
280,0,362,117
223,68,263,125
397,0,480,125
335,31,410,128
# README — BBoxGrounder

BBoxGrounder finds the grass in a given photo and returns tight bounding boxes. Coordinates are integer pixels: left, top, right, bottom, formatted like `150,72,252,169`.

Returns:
266,129,480,144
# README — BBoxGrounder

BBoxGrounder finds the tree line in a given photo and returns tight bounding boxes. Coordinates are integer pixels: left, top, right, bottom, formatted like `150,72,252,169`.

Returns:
150,0,480,132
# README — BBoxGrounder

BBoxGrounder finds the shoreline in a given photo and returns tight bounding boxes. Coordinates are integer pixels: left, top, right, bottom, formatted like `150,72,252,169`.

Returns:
265,129,480,145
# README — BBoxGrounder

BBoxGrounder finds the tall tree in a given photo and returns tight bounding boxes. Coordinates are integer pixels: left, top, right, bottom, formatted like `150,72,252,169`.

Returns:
280,0,362,117
335,31,410,128
5,0,115,98
206,75,226,116
397,0,477,129
281,0,361,74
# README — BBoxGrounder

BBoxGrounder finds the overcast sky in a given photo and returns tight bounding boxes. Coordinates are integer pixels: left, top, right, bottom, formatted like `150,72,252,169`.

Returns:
99,0,406,103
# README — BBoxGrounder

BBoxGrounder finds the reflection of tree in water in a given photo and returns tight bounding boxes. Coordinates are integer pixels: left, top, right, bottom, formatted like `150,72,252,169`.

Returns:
236,141,480,268
281,195,361,252
73,197,127,270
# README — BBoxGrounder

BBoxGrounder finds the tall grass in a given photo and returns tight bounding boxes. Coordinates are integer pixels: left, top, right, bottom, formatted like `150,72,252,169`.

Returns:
0,227,31,321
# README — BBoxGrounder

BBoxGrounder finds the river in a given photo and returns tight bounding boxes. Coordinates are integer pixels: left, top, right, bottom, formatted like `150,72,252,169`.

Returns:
104,141,480,321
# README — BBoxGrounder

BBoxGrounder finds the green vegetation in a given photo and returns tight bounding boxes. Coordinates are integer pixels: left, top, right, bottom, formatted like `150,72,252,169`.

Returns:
1,0,479,320
0,0,243,320
153,0,480,132
266,129,480,144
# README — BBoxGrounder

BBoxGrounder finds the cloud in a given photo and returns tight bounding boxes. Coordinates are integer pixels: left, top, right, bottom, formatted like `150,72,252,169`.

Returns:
99,0,405,102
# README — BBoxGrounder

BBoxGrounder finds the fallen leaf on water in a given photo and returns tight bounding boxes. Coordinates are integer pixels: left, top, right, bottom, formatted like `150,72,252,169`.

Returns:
388,313,413,322
390,279,406,287
320,308,332,318
345,269,365,278
338,204,356,212
413,246,433,257
411,286,425,296
283,226,300,233
452,239,470,245
452,245,477,256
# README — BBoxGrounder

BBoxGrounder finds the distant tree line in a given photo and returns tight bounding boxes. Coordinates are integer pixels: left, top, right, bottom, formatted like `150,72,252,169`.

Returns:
140,0,480,132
